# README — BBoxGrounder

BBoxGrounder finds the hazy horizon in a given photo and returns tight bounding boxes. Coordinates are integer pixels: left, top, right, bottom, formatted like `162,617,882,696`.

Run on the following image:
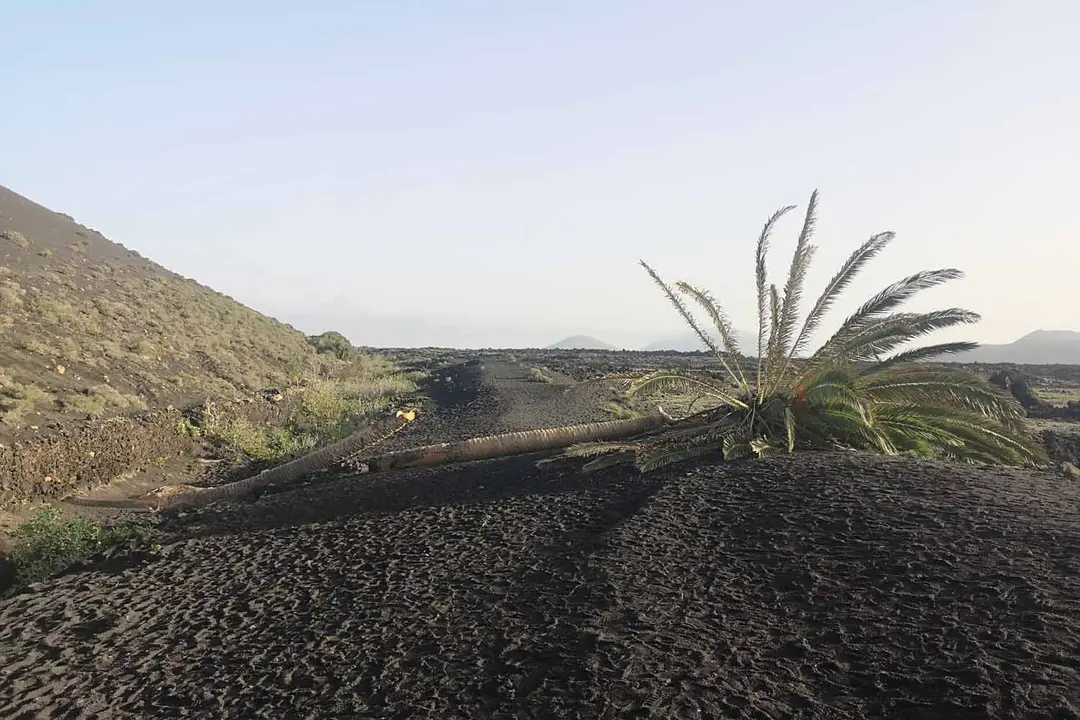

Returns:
3,2,1077,349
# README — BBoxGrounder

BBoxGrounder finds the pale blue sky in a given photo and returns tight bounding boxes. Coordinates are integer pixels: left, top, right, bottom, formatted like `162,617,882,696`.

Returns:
2,1,1077,348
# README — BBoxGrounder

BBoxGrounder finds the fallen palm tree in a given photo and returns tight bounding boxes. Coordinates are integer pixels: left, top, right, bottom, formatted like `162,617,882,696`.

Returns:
140,409,675,510
357,411,673,474
139,409,419,510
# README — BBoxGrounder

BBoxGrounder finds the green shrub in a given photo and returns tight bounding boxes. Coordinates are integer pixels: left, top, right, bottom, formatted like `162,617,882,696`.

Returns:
197,404,316,463
8,507,160,587
309,330,357,361
195,355,417,462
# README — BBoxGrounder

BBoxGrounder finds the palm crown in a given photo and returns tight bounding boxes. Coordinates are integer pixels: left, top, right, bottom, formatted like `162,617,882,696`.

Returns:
569,191,1046,471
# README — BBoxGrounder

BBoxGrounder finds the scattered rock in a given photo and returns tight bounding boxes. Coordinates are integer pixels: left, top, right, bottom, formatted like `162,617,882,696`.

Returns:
1041,429,1080,467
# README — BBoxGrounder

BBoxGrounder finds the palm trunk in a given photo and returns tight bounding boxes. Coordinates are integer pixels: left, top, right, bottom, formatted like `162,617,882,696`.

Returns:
141,409,416,510
361,414,666,473
142,410,671,511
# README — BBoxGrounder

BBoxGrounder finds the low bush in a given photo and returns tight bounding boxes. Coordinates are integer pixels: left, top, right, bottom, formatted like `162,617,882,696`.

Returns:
195,354,418,464
529,367,556,384
0,229,31,248
7,507,160,588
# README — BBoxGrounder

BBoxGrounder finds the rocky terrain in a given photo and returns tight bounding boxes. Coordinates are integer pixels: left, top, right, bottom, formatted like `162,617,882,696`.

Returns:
1,358,1078,719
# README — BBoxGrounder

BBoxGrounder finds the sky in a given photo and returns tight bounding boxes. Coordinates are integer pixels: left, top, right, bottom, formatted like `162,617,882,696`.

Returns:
2,1,1078,349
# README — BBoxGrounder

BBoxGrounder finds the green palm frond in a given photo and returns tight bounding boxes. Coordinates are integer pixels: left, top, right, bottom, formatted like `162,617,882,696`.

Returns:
786,231,895,363
765,283,782,385
756,205,796,396
750,436,781,457
564,441,641,459
783,406,796,452
873,405,1045,465
568,370,652,398
860,369,1026,427
626,371,749,409
636,438,725,471
801,404,875,449
770,191,819,386
833,309,981,364
860,341,980,375
640,261,723,359
634,416,744,470
675,281,750,391
722,433,752,460
813,269,966,361
799,367,860,404
582,452,637,472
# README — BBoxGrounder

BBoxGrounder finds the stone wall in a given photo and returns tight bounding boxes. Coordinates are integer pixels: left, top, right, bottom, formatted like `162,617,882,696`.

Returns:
0,409,192,508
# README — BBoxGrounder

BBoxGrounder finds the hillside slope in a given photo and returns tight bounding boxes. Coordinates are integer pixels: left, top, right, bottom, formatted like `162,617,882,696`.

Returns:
0,185,320,445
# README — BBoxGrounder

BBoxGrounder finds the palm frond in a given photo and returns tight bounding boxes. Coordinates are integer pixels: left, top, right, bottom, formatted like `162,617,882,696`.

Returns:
582,453,637,472
822,309,980,366
783,406,797,452
771,190,819,381
635,439,724,471
626,370,750,409
799,371,873,428
634,418,743,471
675,282,749,391
563,441,641,459
640,261,723,358
860,369,1026,427
801,403,875,449
568,371,649,397
874,405,1045,465
720,434,751,460
788,231,895,361
756,205,797,394
813,269,965,361
860,341,980,375
761,283,783,397
750,436,781,457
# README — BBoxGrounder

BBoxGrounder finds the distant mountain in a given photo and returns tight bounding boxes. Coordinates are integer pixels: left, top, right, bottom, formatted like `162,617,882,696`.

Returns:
644,329,758,353
950,330,1080,365
547,335,617,350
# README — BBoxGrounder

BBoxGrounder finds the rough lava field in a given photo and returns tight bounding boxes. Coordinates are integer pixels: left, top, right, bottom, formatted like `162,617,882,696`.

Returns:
2,356,1079,719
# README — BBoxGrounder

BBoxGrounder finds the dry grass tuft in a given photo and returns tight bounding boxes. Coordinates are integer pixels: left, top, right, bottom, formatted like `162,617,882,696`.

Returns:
1,230,31,249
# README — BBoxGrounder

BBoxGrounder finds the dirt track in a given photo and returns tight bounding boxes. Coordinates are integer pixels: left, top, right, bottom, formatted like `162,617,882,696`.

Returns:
2,360,1079,718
